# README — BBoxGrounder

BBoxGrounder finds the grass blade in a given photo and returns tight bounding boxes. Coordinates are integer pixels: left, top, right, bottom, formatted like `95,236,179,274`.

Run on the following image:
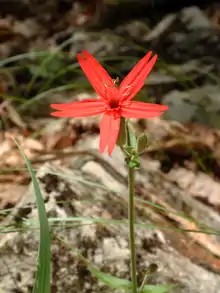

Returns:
12,138,51,293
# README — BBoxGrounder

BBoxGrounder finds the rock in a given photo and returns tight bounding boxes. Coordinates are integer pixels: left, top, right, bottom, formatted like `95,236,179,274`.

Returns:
146,60,214,85
144,13,176,42
181,6,212,30
149,6,220,64
163,85,220,128
69,30,128,57
1,139,220,292
116,20,151,41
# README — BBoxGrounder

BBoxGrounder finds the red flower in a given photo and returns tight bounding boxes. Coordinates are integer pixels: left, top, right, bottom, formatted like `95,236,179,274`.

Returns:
51,50,168,155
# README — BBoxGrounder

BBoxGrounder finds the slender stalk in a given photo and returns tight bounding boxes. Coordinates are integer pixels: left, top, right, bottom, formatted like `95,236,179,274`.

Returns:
128,166,138,293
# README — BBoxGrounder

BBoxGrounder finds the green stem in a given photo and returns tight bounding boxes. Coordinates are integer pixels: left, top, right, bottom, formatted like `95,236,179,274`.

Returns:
128,166,138,293
121,121,138,293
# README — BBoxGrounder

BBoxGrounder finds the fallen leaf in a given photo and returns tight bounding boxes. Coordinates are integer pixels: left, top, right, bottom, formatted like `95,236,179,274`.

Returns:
0,183,26,209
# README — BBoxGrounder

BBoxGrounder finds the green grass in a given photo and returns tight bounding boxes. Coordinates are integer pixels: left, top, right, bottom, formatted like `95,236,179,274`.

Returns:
13,138,51,293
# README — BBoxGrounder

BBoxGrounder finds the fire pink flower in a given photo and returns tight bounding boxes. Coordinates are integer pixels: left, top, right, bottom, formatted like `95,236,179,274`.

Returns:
51,50,168,155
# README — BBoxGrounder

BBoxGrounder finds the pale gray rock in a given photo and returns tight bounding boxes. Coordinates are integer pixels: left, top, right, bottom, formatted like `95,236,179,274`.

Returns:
163,85,220,128
181,6,212,30
0,140,220,292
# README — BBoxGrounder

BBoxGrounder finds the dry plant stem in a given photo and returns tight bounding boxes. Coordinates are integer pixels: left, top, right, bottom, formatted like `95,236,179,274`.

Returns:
128,165,138,293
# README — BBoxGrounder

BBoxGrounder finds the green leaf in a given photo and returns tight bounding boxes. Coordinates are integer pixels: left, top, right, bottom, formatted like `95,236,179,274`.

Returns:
89,267,132,290
128,159,140,169
127,126,137,149
124,145,135,155
13,138,51,293
142,284,176,293
136,133,148,154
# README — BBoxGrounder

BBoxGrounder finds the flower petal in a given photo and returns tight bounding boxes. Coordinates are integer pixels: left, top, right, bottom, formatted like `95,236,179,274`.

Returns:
51,99,105,117
76,51,114,101
82,50,113,84
121,101,168,118
99,114,120,155
119,52,157,102
99,114,110,153
107,117,120,155
119,52,152,91
51,99,100,110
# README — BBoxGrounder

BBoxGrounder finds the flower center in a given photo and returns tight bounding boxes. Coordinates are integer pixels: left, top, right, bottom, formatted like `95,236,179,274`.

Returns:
109,99,119,109
105,99,121,119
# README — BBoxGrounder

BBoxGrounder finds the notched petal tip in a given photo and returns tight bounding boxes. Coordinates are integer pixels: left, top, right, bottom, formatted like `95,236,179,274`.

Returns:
119,51,158,102
159,104,168,111
81,50,93,60
76,50,113,101
152,53,158,60
76,53,85,64
51,111,66,117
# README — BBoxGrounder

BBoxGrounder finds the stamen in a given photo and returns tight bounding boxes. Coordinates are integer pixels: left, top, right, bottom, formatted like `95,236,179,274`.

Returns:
123,84,132,96
113,77,120,86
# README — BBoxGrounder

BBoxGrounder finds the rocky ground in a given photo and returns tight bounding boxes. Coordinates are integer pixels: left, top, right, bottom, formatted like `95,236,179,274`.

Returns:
1,136,220,293
1,1,220,292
